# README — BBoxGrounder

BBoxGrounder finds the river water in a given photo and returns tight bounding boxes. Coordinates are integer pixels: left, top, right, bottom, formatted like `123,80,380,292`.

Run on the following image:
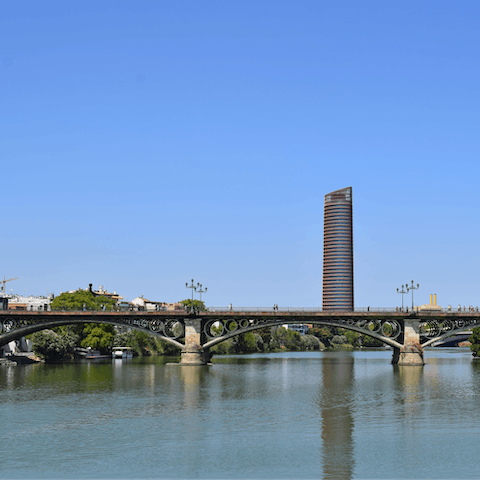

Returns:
1,348,479,480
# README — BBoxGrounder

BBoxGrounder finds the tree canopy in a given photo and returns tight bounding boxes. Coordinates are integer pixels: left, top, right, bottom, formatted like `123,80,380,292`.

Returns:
31,329,79,362
469,327,480,357
180,299,207,313
50,289,117,311
81,323,116,353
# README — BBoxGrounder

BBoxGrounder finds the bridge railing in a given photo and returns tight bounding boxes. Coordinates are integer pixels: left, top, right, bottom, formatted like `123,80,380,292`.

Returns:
1,306,476,314
207,307,399,313
207,307,475,313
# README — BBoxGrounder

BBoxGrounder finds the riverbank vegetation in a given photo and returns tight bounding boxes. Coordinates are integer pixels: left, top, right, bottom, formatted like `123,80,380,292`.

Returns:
31,326,181,361
209,324,384,355
31,323,386,362
210,328,324,355
469,327,480,357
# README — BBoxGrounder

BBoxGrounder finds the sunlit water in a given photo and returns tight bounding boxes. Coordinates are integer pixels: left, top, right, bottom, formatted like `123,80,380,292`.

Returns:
1,349,479,479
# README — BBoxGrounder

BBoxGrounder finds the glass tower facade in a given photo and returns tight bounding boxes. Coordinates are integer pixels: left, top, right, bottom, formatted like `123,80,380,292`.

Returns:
323,187,354,311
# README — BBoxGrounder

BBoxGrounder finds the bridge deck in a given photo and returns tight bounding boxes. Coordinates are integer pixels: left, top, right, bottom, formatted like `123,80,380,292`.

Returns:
1,310,479,320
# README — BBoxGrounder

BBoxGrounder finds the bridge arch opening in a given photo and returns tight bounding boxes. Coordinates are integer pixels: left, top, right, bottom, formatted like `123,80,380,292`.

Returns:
0,317,185,353
202,318,403,351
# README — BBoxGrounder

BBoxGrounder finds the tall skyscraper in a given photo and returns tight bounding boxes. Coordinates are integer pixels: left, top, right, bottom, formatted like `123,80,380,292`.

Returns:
323,187,354,311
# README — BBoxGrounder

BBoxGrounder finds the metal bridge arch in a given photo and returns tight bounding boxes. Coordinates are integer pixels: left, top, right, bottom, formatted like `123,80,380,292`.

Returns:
419,318,477,348
202,317,404,350
0,316,185,351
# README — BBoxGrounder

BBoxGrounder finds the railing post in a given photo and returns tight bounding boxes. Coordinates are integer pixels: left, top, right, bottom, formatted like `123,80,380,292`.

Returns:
395,319,424,366
179,318,211,365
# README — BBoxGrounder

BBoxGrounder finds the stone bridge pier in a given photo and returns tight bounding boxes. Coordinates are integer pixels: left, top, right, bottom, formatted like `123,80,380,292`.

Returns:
394,319,424,366
180,319,211,365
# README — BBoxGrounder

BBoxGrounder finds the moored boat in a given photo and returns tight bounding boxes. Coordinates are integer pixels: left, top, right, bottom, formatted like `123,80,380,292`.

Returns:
112,347,134,359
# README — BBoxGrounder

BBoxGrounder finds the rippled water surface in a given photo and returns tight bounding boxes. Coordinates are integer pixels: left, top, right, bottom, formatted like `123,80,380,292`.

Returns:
1,349,479,479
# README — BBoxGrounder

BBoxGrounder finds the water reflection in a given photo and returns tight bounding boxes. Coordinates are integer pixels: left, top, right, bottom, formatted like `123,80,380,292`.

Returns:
179,365,209,410
2,351,480,479
319,352,355,480
396,366,424,401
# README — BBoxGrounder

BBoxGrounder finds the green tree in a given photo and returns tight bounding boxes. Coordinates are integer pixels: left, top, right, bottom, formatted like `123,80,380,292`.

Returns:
210,339,234,355
31,329,79,362
81,323,116,353
180,299,207,313
301,335,324,350
342,329,359,347
233,332,258,353
469,327,480,357
273,327,289,347
51,289,117,311
362,334,384,347
285,330,303,351
309,326,334,346
256,327,273,348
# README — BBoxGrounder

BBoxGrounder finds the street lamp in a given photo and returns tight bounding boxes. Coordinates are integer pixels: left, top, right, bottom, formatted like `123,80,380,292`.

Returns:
197,283,207,303
406,280,420,312
396,285,407,311
185,279,197,314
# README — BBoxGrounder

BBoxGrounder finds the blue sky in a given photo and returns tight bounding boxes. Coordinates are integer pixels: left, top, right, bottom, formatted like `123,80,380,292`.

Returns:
2,1,480,308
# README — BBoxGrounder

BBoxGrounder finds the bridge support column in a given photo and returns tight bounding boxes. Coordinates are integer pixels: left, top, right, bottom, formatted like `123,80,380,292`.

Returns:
394,319,424,366
180,318,211,365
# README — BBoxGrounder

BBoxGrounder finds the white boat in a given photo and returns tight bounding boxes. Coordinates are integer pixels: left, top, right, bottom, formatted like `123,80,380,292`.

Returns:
112,347,134,359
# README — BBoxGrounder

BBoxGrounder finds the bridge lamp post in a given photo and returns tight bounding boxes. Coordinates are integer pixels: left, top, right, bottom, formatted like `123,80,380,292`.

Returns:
185,279,197,314
197,284,207,303
406,280,420,312
396,285,407,311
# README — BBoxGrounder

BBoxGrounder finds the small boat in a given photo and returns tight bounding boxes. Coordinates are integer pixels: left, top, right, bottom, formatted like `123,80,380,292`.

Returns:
112,347,134,359
84,350,111,360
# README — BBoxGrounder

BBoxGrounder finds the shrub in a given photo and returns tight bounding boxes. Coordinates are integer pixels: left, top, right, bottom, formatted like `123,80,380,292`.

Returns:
32,329,79,362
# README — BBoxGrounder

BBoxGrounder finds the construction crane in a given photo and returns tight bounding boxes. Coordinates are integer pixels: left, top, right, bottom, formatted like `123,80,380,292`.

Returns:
1,276,19,294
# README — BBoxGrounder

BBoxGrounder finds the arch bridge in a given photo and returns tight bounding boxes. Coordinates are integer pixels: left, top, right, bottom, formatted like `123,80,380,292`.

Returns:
0,310,479,365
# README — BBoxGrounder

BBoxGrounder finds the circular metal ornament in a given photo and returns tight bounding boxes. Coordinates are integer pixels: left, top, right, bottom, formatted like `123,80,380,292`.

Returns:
381,320,401,339
225,320,238,333
367,320,381,333
440,320,453,333
3,319,16,332
149,320,163,332
16,319,28,327
357,319,368,329
164,320,184,339
239,319,250,329
465,318,476,327
204,320,224,338
420,320,440,337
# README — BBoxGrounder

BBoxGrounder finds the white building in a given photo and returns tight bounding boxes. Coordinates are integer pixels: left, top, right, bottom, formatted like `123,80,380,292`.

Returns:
131,296,182,312
282,324,309,335
6,294,52,311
